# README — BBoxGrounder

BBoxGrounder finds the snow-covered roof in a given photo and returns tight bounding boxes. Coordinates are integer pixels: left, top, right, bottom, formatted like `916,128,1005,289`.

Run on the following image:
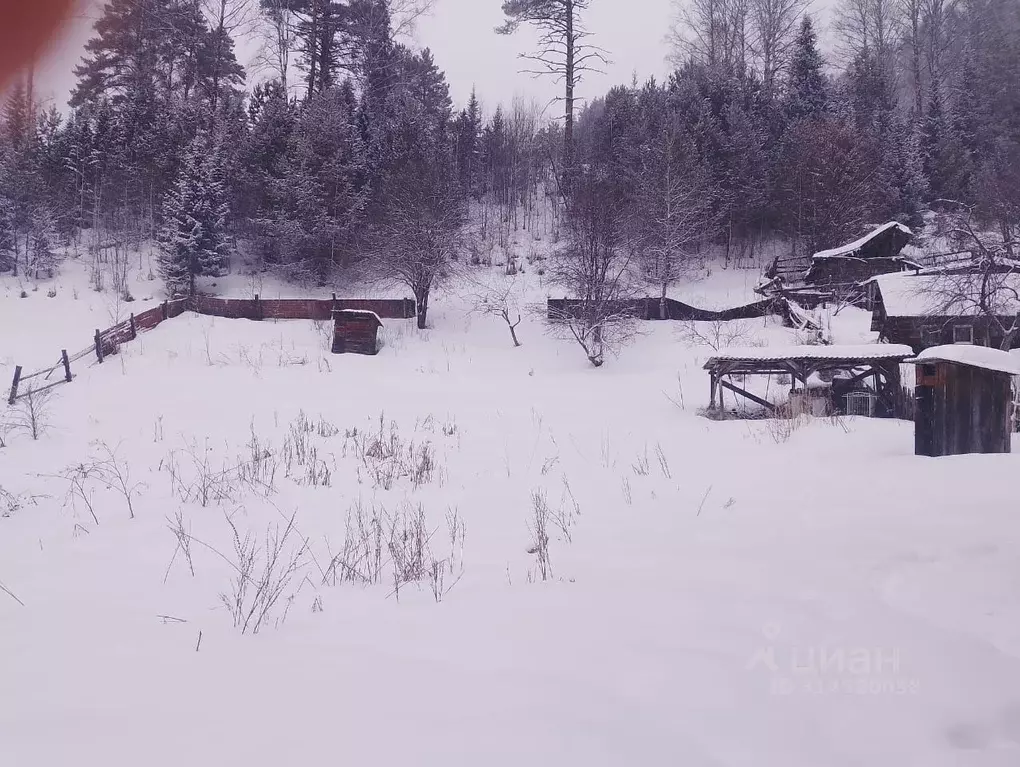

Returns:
870,272,1020,317
812,222,913,260
911,345,1020,376
709,344,914,362
335,309,383,323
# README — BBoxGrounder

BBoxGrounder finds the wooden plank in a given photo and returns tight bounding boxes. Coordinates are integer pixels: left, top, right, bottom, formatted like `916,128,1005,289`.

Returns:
13,378,66,400
8,366,22,406
719,379,777,412
62,350,72,383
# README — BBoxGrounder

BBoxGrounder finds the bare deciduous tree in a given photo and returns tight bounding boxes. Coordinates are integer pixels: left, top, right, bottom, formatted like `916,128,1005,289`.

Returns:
679,318,756,350
898,0,924,116
920,0,958,97
925,205,1020,350
466,272,526,347
833,0,897,64
632,120,716,312
373,183,463,330
11,383,55,441
549,169,640,367
669,0,751,72
750,0,805,90
389,0,436,40
255,0,296,94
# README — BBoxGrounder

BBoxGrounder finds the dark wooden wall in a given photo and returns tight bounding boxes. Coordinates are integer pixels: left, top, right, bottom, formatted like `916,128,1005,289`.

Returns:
805,257,906,286
915,363,1012,456
332,315,381,355
547,296,781,322
878,314,1020,352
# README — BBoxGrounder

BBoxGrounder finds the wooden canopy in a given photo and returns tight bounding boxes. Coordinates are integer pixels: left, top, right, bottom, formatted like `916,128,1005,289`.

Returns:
704,344,914,413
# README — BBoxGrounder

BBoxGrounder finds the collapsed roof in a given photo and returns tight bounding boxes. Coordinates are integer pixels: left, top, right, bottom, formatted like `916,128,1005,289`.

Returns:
812,222,913,261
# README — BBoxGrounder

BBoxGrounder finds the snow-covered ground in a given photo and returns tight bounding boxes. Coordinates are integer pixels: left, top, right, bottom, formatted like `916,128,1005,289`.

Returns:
3,254,1020,767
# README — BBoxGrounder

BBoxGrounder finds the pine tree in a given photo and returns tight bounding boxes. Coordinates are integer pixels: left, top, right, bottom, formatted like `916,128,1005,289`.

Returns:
0,195,14,271
0,75,46,276
454,87,482,198
886,119,928,224
922,87,971,202
271,83,368,275
158,134,231,297
786,16,828,121
497,0,604,187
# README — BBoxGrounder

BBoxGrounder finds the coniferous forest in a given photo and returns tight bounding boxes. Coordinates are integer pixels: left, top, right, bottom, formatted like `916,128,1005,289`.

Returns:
0,0,1018,328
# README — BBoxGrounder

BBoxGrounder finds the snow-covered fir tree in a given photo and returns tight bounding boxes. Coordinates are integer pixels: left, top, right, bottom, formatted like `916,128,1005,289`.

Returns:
786,16,829,121
157,133,231,297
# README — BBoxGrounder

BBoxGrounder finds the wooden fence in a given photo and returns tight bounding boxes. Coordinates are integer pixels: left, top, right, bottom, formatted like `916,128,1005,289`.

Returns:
8,294,416,404
547,296,782,323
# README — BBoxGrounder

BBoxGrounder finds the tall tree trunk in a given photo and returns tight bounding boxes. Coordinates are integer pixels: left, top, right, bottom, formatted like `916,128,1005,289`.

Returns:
564,0,576,189
416,287,429,330
910,6,922,117
307,0,320,99
211,0,226,110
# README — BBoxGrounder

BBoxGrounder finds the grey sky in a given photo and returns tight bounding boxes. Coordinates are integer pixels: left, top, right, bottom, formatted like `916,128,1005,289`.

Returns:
34,0,676,115
417,0,676,114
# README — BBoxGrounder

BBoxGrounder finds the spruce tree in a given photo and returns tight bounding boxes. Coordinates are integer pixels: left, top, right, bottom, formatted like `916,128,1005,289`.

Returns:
272,83,368,275
158,134,230,297
454,87,482,198
0,195,14,271
922,87,971,202
786,17,829,121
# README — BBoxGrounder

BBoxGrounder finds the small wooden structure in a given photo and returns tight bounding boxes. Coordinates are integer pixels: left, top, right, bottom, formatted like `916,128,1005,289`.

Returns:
802,221,914,286
332,309,383,355
765,221,913,289
703,344,914,416
868,272,1020,352
910,345,1019,456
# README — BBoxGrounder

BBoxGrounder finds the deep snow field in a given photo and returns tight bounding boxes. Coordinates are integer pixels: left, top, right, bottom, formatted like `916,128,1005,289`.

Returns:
3,252,1020,767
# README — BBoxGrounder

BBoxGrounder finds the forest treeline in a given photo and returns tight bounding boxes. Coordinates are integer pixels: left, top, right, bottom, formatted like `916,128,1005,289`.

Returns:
0,0,1017,330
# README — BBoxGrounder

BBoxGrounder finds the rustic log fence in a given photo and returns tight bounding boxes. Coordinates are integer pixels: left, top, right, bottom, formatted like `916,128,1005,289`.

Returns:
8,295,416,404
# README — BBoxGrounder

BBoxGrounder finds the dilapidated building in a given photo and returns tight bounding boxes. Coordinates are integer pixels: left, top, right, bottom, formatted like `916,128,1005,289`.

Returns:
867,272,1020,352
803,221,915,286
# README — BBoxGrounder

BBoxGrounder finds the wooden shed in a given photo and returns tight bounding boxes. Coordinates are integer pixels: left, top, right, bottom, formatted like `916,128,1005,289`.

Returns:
332,309,383,355
868,272,1020,352
802,221,914,286
910,345,1019,457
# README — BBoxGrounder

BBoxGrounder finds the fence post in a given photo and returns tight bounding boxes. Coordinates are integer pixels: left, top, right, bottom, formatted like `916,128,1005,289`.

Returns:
130,313,137,340
254,294,262,321
95,330,104,363
61,350,72,383
8,366,22,405
161,301,168,320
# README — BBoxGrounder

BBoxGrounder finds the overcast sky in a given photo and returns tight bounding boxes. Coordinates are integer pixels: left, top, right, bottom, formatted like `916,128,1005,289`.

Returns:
33,0,835,119
33,0,677,117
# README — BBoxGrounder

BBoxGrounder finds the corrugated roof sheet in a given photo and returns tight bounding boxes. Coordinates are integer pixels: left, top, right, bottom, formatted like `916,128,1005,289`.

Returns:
708,344,915,363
